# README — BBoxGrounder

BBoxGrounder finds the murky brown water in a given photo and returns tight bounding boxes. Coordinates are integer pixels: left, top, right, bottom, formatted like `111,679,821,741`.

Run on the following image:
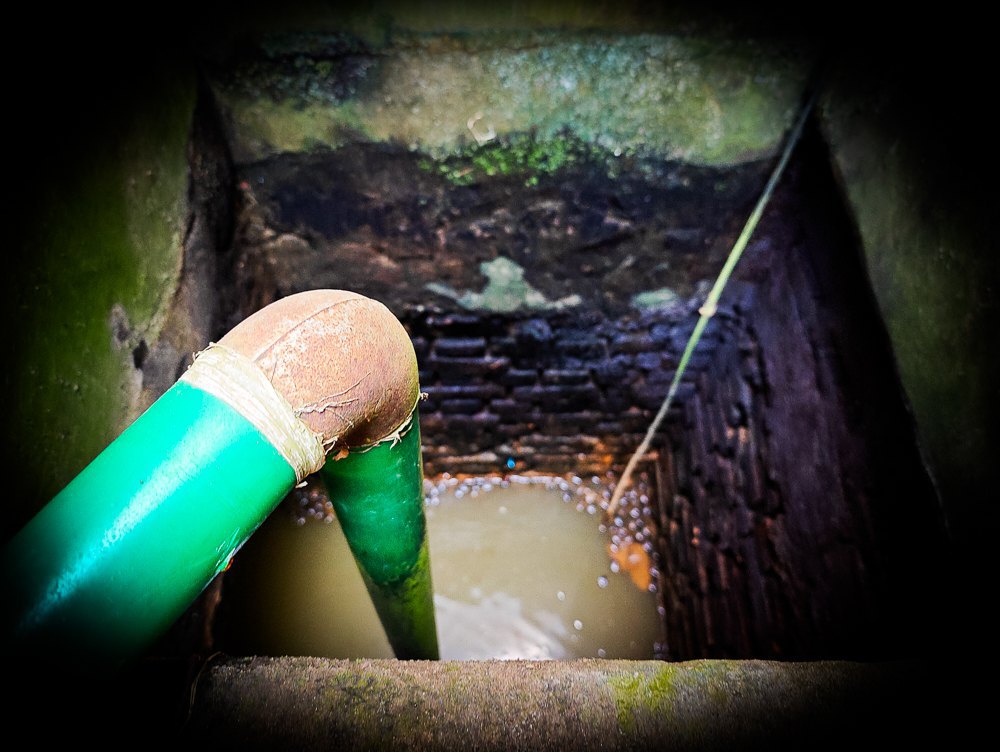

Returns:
427,477,662,659
218,475,663,660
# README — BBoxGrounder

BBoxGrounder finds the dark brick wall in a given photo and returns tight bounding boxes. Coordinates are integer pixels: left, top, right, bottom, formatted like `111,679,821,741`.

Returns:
648,133,948,662
406,302,723,478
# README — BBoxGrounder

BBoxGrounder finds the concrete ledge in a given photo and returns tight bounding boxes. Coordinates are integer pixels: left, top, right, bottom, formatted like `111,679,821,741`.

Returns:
174,657,966,750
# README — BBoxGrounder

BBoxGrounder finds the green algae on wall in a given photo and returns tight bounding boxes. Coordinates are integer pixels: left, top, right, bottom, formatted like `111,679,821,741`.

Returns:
4,66,196,534
418,131,608,187
212,31,814,167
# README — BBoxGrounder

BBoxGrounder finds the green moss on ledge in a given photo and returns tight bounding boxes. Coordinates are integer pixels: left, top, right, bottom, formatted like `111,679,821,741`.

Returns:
418,131,604,187
606,663,679,733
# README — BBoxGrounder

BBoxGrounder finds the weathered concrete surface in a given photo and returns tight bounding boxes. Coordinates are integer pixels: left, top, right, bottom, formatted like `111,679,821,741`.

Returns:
208,30,814,167
2,58,196,540
173,657,965,750
818,42,999,653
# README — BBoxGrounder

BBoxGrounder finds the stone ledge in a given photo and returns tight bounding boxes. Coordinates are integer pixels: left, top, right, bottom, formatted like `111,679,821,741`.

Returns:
171,656,963,751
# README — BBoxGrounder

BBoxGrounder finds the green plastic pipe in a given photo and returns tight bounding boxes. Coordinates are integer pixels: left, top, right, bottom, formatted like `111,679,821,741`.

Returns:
321,414,438,660
1,289,432,670
1,380,299,668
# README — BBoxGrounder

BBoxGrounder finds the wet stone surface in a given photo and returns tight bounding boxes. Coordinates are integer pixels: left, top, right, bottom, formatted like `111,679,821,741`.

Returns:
230,142,770,320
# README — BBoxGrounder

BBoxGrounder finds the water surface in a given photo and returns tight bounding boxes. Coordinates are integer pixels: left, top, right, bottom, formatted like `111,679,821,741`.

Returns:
219,474,663,660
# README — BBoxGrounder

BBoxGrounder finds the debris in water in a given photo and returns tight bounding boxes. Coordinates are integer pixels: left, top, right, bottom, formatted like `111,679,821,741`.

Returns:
607,541,652,591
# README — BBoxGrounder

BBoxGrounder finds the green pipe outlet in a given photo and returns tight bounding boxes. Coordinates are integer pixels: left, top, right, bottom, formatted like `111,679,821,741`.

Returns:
1,289,429,670
321,414,438,660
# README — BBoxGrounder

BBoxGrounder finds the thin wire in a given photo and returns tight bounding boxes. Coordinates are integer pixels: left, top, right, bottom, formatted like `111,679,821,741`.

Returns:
607,86,821,519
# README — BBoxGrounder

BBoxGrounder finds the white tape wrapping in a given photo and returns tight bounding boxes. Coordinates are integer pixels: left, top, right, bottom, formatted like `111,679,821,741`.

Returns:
179,343,326,483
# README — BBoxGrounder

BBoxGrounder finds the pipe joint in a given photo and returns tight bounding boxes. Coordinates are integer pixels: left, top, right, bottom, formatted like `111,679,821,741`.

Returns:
218,290,420,458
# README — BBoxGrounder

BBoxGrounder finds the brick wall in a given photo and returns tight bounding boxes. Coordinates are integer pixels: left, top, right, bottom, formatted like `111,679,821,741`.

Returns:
647,135,948,661
407,301,729,478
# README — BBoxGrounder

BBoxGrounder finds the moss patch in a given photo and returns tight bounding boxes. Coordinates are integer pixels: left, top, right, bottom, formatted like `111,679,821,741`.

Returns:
606,664,679,733
418,130,611,187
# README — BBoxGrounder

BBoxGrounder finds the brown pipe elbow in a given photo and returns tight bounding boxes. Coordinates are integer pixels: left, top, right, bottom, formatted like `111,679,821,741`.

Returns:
218,290,419,454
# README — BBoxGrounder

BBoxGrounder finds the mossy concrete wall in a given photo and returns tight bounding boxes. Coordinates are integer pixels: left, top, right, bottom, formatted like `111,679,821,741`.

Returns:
211,31,812,167
2,54,196,538
818,41,998,635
